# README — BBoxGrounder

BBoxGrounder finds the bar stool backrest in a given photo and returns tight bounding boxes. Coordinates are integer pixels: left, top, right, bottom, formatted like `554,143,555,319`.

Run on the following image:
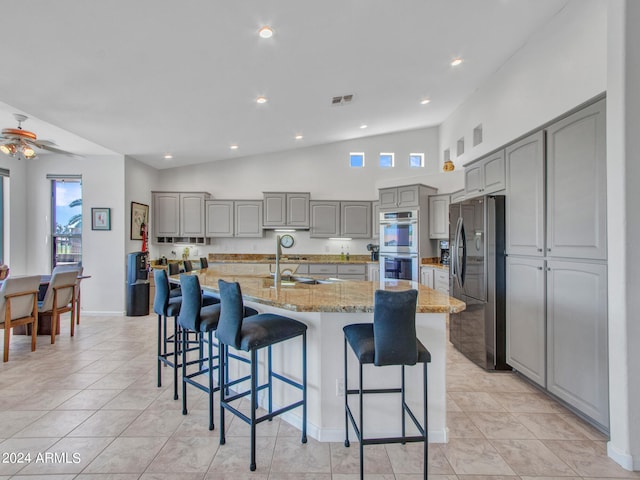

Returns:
373,289,419,366
200,257,208,268
168,263,180,276
153,269,171,316
178,274,203,331
217,279,245,350
183,260,193,272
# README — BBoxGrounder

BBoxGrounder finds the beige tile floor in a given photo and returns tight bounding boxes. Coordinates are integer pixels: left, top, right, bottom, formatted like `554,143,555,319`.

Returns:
1,313,639,479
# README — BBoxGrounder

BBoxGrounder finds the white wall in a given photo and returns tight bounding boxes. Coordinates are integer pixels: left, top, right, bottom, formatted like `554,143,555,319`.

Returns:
439,0,607,168
606,0,640,470
125,156,159,255
151,126,462,260
26,154,126,315
0,156,28,275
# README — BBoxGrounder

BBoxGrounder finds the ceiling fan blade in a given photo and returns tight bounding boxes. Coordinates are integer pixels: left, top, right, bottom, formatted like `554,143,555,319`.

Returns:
36,139,57,146
35,142,82,158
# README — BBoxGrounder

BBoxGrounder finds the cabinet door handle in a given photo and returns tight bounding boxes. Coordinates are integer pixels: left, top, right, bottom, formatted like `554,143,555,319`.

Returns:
547,248,551,252
538,266,543,270
537,248,543,252
547,267,551,271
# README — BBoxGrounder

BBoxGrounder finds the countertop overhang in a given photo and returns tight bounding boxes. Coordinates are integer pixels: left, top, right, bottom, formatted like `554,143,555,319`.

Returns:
173,268,465,314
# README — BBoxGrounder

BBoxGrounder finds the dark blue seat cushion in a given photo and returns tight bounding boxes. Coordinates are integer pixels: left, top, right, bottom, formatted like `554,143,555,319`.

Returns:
343,323,431,365
166,296,182,317
198,303,221,332
237,313,307,351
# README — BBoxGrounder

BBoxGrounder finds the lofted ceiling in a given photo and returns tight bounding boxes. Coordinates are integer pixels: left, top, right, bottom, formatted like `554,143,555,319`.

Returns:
0,0,569,169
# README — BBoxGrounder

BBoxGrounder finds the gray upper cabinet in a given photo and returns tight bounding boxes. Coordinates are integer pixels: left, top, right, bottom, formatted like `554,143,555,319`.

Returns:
428,194,450,239
180,193,207,236
310,201,340,238
379,184,435,210
310,201,372,238
263,192,310,228
206,200,263,238
505,132,545,256
506,256,547,388
205,200,234,237
341,202,371,238
546,99,607,260
153,192,180,237
235,201,263,237
371,201,379,239
546,259,609,428
152,191,209,243
464,150,505,198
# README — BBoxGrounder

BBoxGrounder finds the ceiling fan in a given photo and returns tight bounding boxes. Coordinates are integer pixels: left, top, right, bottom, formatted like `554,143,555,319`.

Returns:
0,113,79,160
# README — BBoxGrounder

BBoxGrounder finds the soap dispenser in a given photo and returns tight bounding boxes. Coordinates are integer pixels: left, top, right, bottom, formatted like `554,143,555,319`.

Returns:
340,245,345,261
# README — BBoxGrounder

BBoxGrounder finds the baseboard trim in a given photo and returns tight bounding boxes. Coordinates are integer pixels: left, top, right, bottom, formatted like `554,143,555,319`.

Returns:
81,310,126,316
607,441,639,471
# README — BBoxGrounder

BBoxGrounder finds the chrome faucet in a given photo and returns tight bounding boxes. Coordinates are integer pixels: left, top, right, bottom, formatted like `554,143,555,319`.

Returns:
275,234,282,286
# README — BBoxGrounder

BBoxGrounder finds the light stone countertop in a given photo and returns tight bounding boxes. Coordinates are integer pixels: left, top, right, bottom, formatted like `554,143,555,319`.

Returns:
174,267,465,314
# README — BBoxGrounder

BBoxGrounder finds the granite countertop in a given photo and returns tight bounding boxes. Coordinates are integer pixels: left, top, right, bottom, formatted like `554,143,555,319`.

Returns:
175,267,465,314
207,253,373,265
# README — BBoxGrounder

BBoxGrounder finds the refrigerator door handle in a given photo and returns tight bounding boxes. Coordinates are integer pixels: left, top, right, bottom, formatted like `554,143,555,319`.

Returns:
460,221,467,287
453,216,463,288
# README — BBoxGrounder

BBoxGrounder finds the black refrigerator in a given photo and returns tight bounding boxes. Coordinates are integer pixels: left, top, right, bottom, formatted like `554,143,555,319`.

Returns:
449,195,508,370
126,252,150,316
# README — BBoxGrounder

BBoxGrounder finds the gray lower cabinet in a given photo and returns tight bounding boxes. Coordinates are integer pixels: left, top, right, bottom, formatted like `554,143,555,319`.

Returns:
506,256,547,388
205,200,263,238
546,259,609,427
310,201,372,238
546,99,607,260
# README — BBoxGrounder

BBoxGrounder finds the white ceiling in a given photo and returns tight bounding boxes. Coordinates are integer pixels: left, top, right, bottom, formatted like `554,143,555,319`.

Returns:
0,0,569,169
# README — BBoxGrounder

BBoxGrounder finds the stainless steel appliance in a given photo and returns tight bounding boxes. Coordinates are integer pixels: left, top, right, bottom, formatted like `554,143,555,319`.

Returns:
379,210,419,254
449,196,508,370
380,253,419,281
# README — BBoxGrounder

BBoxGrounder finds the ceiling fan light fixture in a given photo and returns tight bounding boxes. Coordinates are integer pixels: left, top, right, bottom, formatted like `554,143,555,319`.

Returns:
0,143,16,155
22,146,37,159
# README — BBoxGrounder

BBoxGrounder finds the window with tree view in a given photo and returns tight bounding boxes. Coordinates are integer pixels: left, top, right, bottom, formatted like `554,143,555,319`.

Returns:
52,178,82,268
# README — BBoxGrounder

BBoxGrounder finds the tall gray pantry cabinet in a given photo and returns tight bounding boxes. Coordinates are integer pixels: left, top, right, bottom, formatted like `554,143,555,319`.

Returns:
505,98,609,430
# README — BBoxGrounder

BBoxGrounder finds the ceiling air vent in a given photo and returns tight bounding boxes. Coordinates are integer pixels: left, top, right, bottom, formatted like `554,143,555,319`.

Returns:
331,94,354,106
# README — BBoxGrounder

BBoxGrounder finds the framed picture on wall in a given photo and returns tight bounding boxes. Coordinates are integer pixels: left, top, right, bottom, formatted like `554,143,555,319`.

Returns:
92,208,111,231
131,202,149,240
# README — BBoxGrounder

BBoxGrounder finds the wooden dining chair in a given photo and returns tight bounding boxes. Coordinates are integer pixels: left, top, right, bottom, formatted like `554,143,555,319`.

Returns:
38,270,77,344
0,275,41,362
52,265,83,325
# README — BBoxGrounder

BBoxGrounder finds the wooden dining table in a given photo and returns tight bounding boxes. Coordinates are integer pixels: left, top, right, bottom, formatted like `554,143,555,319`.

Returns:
12,274,90,336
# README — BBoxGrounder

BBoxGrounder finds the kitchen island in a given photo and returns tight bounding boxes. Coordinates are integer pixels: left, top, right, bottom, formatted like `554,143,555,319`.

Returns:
174,267,465,443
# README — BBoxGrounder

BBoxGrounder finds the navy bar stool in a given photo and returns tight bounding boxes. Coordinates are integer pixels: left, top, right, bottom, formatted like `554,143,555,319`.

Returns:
178,274,258,430
154,269,218,400
183,260,193,272
200,257,209,268
167,263,181,294
343,289,430,480
217,279,307,471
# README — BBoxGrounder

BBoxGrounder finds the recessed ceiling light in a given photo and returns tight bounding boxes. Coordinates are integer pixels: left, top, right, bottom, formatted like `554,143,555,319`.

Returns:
258,26,273,38
360,124,368,129
230,144,239,150
420,98,431,105
256,96,268,104
163,153,173,159
295,134,303,140
451,57,463,67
